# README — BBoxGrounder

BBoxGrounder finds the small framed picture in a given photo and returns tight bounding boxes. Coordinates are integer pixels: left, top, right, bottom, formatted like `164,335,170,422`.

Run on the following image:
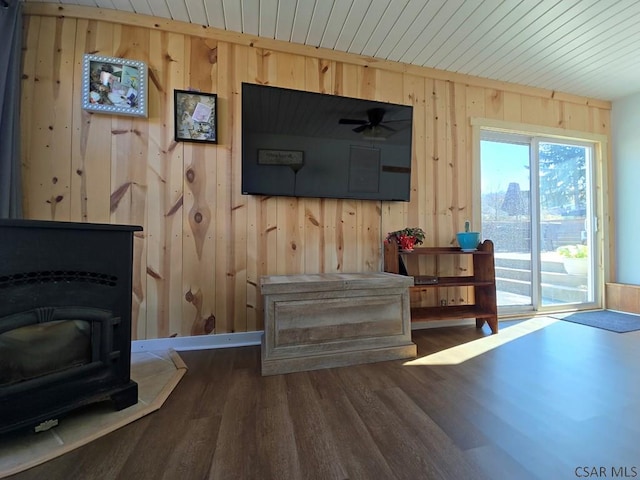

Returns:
81,54,147,117
174,90,218,144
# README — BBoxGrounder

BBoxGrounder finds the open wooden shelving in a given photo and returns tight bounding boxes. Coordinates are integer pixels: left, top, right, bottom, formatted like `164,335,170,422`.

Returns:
383,239,498,333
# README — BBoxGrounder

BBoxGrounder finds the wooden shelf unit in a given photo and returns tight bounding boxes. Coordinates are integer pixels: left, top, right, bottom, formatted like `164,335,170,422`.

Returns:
383,239,498,333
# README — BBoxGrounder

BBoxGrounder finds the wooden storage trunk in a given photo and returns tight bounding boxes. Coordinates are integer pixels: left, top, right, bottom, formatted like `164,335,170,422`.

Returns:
260,272,416,376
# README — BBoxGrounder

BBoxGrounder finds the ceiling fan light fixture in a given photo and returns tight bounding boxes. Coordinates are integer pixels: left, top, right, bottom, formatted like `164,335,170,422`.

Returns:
362,127,387,141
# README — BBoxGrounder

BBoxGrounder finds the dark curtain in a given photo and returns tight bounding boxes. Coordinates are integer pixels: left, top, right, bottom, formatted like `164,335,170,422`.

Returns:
0,0,23,218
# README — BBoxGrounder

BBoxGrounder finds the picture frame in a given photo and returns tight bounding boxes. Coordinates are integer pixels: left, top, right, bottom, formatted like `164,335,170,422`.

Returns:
174,90,218,144
81,54,147,117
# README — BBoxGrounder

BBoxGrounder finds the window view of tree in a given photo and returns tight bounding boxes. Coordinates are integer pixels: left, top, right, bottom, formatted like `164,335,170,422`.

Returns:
539,143,586,216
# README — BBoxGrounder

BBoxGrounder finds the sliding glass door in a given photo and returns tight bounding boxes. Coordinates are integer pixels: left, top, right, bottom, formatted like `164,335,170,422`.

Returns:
480,131,596,313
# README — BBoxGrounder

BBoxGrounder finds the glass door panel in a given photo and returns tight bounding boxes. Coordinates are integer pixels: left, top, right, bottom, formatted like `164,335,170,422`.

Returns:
538,142,593,306
481,139,532,308
480,133,596,313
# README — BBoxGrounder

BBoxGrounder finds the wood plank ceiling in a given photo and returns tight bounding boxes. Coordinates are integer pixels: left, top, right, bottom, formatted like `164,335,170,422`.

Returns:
22,0,640,101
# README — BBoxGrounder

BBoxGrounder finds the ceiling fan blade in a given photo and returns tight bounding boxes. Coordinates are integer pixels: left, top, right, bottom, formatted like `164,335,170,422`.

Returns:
339,118,368,125
352,124,369,133
379,124,396,132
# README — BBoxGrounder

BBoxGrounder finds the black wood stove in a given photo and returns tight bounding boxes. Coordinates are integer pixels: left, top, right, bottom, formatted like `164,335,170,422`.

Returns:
0,219,141,435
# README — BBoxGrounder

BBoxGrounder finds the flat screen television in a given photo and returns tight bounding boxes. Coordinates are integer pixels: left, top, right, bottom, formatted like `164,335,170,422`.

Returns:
241,83,413,202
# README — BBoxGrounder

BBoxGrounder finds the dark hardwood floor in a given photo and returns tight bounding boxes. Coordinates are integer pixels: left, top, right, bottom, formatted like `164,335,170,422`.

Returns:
7,317,640,480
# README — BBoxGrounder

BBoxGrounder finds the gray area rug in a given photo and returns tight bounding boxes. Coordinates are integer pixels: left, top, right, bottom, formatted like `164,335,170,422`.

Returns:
550,310,640,333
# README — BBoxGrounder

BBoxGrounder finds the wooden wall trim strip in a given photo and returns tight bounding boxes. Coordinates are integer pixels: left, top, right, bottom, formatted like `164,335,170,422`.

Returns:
25,3,611,110
470,117,609,143
605,283,640,314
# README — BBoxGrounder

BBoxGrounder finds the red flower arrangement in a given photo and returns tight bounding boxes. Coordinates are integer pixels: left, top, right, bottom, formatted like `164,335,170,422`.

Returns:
385,227,426,252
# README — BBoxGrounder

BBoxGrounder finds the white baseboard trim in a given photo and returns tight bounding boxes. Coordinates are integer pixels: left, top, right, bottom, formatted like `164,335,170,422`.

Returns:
131,319,492,352
131,331,264,352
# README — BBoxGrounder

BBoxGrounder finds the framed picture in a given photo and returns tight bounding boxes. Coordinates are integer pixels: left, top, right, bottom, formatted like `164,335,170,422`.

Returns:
81,54,147,117
174,90,218,143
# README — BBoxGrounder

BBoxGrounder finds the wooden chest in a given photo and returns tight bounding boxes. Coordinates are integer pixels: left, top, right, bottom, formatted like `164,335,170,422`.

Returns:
260,272,416,376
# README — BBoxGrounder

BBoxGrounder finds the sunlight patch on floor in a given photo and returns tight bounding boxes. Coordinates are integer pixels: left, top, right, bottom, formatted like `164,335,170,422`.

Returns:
403,317,558,366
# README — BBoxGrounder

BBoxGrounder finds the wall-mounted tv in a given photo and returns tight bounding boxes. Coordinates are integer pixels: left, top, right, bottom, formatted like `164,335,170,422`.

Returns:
241,83,413,202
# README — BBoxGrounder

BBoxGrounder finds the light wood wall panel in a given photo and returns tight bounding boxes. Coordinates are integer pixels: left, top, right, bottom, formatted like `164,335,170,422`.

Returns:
606,283,640,314
182,37,219,336
21,8,612,340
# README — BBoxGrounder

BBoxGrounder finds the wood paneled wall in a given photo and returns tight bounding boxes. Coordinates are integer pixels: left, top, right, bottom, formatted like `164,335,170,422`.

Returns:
21,5,611,340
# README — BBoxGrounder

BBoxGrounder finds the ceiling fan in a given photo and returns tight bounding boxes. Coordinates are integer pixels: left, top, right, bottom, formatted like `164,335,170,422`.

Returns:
338,108,402,134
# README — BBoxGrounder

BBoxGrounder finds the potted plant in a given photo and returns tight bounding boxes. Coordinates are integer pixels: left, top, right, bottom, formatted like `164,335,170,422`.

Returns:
556,244,588,275
385,227,426,252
